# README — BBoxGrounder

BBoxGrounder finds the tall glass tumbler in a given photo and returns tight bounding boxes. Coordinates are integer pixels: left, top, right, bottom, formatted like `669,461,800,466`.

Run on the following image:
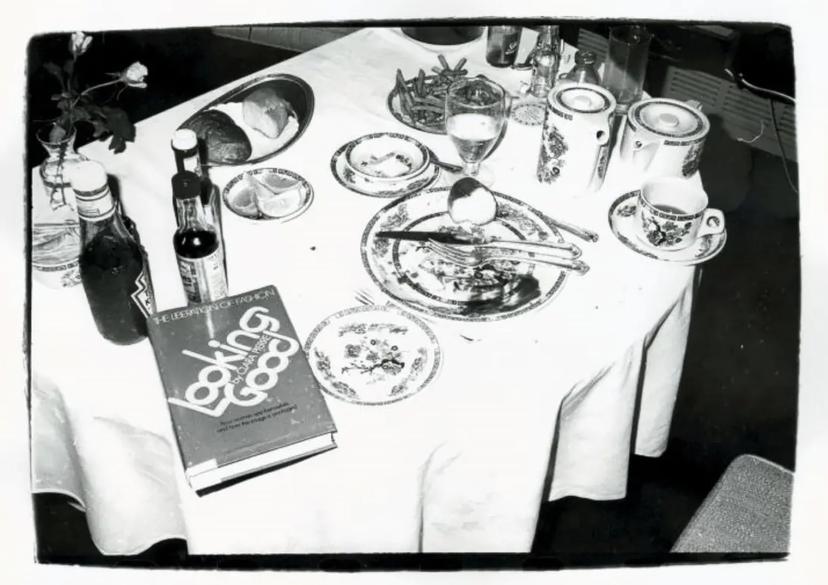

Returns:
486,25,522,67
602,25,652,112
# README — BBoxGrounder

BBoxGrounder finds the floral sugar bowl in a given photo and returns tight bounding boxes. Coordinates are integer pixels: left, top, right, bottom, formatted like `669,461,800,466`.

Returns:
537,83,616,195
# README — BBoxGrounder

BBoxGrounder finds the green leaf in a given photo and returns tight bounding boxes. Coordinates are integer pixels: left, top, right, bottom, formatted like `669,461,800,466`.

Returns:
102,106,135,152
85,103,105,118
43,62,65,88
71,108,91,123
90,119,107,138
108,134,126,153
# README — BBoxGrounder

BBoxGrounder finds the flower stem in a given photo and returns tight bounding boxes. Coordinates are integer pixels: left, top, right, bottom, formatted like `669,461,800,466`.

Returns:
67,79,122,111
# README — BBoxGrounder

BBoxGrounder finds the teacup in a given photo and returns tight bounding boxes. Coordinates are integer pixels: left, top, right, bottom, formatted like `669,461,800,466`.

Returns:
637,177,724,250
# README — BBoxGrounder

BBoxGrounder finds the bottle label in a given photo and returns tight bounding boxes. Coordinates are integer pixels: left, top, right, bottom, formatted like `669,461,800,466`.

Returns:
75,185,115,222
182,154,202,176
176,248,228,305
130,269,156,318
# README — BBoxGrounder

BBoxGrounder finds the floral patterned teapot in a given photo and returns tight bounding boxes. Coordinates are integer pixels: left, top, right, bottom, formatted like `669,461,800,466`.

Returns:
536,83,616,195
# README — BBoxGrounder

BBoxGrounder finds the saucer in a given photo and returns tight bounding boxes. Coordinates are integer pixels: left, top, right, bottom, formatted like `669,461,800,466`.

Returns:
304,305,441,406
331,141,441,198
510,99,546,127
344,132,430,182
608,190,727,265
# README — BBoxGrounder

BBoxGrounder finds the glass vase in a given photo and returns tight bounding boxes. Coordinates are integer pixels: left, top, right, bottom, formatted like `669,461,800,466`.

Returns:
37,125,89,211
32,125,86,289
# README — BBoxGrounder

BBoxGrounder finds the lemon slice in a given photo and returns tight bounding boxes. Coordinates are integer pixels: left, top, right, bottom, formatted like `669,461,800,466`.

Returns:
257,185,304,218
247,175,305,219
231,186,260,217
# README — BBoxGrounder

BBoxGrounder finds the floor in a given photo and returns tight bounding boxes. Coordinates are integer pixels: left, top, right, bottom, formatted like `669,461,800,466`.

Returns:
29,26,799,569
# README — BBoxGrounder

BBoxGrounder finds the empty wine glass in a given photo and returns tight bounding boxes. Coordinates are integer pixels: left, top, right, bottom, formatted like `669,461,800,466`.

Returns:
445,76,508,185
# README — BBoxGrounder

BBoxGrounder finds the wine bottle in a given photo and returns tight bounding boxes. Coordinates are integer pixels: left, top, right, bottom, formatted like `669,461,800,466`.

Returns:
172,171,228,305
72,161,156,345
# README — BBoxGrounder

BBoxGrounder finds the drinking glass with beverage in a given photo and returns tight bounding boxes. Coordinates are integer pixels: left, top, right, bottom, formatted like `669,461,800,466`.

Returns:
445,76,508,184
486,25,522,67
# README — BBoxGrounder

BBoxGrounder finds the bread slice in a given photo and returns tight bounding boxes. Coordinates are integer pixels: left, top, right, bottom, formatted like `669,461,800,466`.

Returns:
243,87,293,139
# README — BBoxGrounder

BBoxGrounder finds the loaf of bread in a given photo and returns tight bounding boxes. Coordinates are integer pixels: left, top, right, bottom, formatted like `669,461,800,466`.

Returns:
242,87,293,139
182,110,252,163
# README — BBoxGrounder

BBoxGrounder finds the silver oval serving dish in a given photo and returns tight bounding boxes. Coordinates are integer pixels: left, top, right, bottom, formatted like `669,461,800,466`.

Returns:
178,73,314,166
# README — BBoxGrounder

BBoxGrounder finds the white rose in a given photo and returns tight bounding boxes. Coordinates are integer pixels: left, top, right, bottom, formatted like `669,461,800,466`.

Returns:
121,62,148,89
70,32,92,57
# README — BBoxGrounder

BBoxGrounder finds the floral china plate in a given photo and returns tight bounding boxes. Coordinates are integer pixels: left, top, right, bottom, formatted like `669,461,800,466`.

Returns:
304,305,441,406
331,141,441,198
608,190,728,265
361,187,569,322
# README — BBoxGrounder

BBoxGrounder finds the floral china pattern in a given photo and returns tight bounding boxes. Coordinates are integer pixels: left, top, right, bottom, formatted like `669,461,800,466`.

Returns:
312,351,359,399
641,216,694,248
681,139,705,177
305,306,441,406
331,144,440,198
537,117,568,183
608,190,727,265
339,322,408,378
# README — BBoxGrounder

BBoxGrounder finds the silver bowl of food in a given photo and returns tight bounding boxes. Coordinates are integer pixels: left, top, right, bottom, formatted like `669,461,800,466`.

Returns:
177,74,314,166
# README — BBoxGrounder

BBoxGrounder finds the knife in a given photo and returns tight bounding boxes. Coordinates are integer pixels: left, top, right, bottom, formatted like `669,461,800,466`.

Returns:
375,230,581,258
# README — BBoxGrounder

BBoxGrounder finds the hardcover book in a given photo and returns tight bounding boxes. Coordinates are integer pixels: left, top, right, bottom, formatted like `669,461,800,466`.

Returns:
148,285,337,491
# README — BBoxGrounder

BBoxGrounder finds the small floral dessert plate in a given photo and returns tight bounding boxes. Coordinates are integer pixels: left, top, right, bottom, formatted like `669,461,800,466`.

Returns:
222,168,313,221
305,305,441,406
331,141,441,198
608,190,727,265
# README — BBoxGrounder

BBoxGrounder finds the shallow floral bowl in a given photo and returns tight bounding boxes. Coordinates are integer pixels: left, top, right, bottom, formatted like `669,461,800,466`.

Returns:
344,132,430,184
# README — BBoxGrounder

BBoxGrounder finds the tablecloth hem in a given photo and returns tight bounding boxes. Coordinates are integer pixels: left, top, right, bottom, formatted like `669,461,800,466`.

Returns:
32,487,188,557
634,444,668,458
92,532,188,557
32,486,86,509
548,487,627,502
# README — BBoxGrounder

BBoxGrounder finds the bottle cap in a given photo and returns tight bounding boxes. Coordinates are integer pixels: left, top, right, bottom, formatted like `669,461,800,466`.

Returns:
172,171,202,200
171,129,198,152
69,160,108,193
576,50,597,65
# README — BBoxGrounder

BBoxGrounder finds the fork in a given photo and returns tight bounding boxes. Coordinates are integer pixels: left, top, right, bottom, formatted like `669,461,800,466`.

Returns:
427,240,590,275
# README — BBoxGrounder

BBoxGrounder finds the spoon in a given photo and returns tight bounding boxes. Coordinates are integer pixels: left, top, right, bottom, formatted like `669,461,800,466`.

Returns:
426,148,463,174
448,177,599,243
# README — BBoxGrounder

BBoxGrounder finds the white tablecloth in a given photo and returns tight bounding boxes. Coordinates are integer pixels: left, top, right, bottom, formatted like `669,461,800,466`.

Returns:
30,27,697,554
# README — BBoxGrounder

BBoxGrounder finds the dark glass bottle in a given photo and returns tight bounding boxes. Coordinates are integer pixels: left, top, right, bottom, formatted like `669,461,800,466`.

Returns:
72,161,156,345
171,128,225,271
486,25,522,67
172,171,228,305
559,50,602,85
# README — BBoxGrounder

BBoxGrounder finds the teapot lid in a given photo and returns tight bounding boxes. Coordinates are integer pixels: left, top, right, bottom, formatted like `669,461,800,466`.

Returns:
628,98,709,141
550,84,616,116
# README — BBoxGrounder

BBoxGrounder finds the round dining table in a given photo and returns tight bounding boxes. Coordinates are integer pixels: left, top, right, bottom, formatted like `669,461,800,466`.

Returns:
30,27,701,554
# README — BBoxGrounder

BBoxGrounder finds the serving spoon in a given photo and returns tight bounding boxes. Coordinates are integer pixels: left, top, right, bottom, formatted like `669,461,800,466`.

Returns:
448,177,599,243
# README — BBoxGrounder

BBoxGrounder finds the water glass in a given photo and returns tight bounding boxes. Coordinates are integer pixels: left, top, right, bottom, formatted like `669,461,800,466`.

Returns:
445,76,508,183
602,25,652,112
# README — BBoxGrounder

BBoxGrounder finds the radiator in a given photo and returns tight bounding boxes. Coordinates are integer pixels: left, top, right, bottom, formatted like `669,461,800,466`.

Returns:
576,28,797,162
